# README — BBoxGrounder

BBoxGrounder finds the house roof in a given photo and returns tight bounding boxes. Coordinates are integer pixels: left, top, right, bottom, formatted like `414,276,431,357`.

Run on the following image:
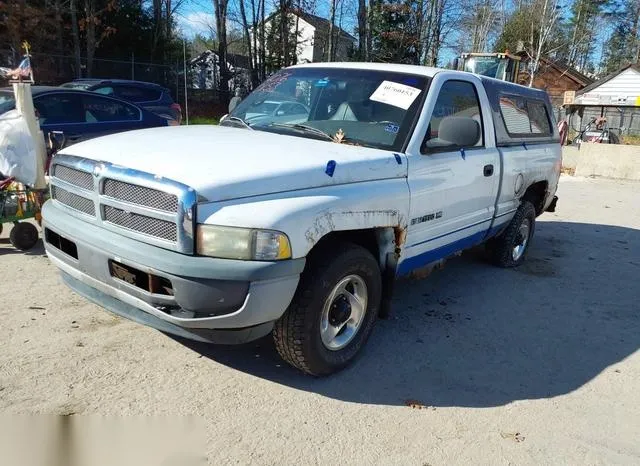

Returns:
577,63,640,95
517,53,594,87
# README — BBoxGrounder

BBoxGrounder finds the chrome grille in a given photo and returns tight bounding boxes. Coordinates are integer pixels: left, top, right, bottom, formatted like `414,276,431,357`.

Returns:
49,154,196,253
52,185,95,216
103,179,178,212
102,205,177,242
53,164,93,190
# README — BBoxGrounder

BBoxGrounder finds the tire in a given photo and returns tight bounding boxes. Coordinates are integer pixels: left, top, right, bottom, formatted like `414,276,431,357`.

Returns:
10,222,39,251
487,201,536,268
609,131,620,144
273,242,382,376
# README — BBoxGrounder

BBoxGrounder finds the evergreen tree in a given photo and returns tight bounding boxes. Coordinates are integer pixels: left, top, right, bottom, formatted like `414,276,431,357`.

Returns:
369,0,419,64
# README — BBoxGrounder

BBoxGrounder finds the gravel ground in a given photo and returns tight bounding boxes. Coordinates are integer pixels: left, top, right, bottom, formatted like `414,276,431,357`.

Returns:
1,175,640,465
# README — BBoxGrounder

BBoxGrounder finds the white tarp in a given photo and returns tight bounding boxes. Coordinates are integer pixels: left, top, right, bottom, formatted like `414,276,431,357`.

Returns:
13,83,47,188
0,83,47,187
0,109,38,185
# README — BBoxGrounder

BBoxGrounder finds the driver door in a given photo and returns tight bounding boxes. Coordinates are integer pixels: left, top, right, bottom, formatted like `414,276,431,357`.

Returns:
399,77,501,275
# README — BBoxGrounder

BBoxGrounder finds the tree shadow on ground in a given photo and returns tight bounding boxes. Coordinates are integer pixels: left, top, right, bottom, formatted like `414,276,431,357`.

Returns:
174,221,640,407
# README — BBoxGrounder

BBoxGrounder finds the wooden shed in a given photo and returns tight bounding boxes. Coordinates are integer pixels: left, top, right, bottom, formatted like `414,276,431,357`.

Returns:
516,54,594,108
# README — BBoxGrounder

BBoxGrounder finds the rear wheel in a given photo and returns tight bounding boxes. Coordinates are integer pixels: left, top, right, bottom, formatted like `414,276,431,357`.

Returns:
273,242,382,376
487,201,536,268
10,222,39,251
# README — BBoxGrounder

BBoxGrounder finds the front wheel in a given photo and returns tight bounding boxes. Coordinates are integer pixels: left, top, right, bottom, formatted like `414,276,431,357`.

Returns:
487,201,536,268
273,242,382,376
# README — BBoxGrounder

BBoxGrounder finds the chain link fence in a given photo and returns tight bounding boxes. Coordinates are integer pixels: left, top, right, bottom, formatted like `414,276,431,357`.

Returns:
1,49,232,118
1,49,178,94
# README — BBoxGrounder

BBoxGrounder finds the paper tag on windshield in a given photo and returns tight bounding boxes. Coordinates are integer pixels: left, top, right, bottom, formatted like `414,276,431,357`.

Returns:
369,81,421,110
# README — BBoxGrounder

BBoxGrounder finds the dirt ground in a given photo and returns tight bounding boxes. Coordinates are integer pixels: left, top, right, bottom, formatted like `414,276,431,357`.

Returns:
1,175,640,465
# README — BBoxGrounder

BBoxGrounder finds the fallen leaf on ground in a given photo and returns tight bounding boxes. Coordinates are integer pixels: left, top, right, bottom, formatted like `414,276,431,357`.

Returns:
501,432,525,443
404,399,435,410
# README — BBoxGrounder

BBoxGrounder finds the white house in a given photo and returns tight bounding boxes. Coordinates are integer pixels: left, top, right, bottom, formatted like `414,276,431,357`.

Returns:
189,11,356,92
287,11,357,63
574,64,640,107
568,64,640,136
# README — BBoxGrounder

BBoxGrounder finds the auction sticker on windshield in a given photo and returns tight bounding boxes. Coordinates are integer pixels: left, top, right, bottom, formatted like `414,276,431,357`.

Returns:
369,81,421,110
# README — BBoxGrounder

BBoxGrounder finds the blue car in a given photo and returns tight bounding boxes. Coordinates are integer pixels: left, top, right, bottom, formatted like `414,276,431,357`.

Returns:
0,86,169,146
60,79,182,123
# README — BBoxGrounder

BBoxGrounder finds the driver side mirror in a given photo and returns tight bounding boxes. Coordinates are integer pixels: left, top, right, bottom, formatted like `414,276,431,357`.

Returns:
276,110,285,116
47,131,67,153
423,116,480,152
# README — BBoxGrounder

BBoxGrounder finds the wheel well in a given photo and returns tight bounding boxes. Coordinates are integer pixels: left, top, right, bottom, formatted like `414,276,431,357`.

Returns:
314,230,380,264
310,228,398,318
522,181,548,216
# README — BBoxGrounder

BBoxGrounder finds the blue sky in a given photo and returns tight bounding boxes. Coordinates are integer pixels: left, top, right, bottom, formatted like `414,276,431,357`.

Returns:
174,0,614,69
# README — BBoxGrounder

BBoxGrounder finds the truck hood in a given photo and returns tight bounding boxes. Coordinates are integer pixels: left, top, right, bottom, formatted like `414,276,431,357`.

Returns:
59,125,408,202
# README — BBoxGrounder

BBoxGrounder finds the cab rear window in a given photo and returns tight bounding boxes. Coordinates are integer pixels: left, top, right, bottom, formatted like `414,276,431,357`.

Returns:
499,95,552,136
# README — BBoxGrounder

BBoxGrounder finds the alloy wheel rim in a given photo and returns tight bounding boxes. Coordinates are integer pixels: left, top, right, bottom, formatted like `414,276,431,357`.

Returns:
512,219,531,261
320,274,368,351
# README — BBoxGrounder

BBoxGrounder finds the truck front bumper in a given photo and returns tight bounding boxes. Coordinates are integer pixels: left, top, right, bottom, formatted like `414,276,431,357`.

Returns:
42,201,304,344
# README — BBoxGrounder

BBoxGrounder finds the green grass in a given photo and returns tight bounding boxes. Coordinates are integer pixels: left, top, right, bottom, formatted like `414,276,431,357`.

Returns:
184,116,219,125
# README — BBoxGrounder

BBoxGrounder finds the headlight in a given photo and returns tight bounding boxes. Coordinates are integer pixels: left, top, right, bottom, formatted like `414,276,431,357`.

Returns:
196,225,292,261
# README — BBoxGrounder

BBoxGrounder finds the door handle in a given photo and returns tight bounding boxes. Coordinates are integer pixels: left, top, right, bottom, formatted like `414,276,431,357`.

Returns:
483,164,494,177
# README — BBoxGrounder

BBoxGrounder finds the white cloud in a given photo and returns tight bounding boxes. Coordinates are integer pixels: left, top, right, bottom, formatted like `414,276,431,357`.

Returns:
177,12,216,38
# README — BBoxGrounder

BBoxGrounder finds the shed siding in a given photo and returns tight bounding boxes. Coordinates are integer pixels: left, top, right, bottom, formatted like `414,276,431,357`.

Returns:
588,68,640,97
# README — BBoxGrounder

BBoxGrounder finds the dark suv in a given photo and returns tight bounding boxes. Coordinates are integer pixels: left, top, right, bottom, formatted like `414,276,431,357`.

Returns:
61,79,182,124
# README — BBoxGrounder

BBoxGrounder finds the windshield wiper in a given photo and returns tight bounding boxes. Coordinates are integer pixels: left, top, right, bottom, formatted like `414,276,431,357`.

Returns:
267,123,335,141
220,116,253,130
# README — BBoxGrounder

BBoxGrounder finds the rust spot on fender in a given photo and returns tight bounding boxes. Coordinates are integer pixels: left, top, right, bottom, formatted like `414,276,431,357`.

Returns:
393,225,407,253
305,210,401,248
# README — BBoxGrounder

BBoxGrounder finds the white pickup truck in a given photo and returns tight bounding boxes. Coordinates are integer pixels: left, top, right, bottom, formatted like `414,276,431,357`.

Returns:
43,63,560,375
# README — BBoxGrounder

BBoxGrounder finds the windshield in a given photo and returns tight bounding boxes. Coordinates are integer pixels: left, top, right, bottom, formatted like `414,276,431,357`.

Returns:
464,57,507,80
228,68,429,151
0,90,16,114
250,102,279,115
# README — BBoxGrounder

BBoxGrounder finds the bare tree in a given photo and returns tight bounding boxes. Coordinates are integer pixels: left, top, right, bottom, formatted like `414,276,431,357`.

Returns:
84,0,96,76
328,0,337,61
357,0,367,59
234,0,259,86
81,0,117,76
527,0,562,86
419,0,461,66
213,0,231,101
70,0,82,77
472,0,500,51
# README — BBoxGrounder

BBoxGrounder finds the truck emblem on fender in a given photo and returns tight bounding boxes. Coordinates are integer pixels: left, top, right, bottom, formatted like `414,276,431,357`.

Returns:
411,211,443,225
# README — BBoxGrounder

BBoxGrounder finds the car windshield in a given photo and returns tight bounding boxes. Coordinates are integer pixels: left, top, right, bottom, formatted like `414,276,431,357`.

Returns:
228,68,429,151
0,90,16,114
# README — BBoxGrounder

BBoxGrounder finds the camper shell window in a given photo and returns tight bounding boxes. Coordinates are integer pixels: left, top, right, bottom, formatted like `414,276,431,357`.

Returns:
479,76,560,147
